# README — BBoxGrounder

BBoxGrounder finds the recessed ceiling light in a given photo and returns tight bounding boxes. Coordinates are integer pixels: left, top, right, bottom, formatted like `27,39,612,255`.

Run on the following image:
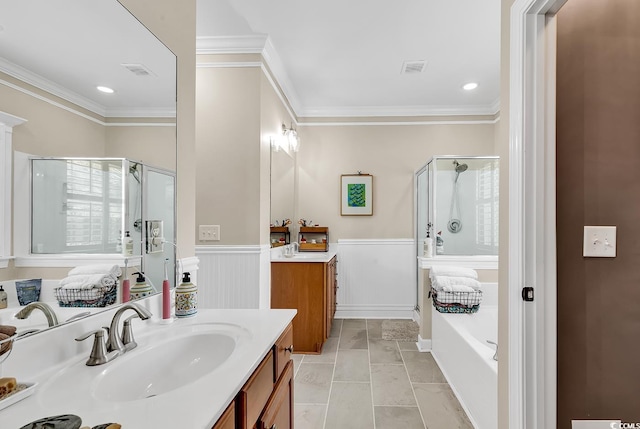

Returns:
463,82,478,91
96,86,114,94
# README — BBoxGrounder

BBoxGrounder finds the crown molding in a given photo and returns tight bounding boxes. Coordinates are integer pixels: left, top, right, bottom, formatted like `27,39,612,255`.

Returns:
261,38,303,116
0,58,176,119
196,34,268,54
299,103,501,118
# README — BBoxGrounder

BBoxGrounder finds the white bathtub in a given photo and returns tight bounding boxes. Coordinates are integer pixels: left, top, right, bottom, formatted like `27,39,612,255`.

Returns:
431,282,498,429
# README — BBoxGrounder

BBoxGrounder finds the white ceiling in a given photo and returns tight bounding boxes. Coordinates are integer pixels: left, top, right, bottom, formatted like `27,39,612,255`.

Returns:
196,0,501,118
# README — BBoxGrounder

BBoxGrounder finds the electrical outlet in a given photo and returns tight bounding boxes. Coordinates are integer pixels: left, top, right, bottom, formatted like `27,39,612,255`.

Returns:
583,226,616,257
199,225,220,241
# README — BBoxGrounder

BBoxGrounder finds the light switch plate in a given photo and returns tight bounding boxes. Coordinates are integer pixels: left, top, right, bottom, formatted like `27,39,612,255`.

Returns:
583,226,616,257
199,224,220,241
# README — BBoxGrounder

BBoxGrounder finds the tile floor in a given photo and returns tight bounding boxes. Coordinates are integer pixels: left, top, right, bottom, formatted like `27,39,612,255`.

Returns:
292,319,474,429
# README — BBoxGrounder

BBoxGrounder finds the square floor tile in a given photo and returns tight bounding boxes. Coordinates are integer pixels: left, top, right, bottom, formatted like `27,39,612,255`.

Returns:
342,319,367,329
371,364,416,406
413,383,473,428
374,406,425,429
334,349,370,382
295,403,327,429
295,363,335,404
325,382,374,429
369,339,403,364
338,328,368,350
401,351,447,383
366,319,383,339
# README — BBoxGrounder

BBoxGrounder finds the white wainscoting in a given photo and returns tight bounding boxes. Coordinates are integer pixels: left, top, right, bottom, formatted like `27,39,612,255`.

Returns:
336,239,416,319
195,245,270,309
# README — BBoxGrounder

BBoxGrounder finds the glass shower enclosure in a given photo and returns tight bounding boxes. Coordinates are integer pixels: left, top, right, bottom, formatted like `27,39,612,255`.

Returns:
415,156,500,260
30,158,176,289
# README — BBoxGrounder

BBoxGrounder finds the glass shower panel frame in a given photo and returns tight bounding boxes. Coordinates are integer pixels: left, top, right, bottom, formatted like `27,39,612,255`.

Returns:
416,155,499,258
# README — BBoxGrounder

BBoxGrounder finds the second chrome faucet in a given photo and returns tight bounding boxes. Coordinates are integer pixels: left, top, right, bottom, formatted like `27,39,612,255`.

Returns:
75,302,152,366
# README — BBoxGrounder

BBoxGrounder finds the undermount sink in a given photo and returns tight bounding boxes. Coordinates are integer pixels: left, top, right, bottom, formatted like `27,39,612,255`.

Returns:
39,322,249,405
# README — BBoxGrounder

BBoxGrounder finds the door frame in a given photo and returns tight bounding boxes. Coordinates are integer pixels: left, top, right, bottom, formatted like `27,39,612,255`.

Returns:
509,0,566,427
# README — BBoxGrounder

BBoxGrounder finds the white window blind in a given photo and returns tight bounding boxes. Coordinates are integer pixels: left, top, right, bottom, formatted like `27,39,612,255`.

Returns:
64,160,121,251
475,162,499,253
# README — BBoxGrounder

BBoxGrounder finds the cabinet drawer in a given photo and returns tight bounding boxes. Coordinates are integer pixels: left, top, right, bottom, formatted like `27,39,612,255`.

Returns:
258,360,294,429
212,400,236,429
239,352,274,429
274,323,293,380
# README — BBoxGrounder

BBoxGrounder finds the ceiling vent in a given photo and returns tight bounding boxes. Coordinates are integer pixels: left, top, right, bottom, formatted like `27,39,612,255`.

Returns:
401,60,427,74
121,63,156,77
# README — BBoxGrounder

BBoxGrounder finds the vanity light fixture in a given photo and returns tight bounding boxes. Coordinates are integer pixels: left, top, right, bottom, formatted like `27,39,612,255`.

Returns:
463,82,478,91
96,86,115,94
282,123,300,153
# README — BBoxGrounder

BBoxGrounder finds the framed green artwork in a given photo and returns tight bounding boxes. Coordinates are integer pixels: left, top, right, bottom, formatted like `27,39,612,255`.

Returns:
340,174,373,216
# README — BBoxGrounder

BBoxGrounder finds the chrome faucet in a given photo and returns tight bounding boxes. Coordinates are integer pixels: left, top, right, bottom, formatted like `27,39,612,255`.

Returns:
15,302,59,327
106,303,152,354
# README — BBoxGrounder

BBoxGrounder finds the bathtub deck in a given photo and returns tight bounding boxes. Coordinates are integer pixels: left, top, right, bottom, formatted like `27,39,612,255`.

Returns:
292,318,473,429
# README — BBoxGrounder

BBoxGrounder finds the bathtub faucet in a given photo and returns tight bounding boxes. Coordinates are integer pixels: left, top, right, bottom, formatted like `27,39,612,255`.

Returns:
486,340,498,361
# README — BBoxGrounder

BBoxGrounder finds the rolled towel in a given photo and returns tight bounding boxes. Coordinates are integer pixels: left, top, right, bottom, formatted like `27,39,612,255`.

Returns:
429,266,478,280
431,275,482,291
0,333,13,356
439,284,476,293
0,325,17,337
59,274,116,290
68,264,121,278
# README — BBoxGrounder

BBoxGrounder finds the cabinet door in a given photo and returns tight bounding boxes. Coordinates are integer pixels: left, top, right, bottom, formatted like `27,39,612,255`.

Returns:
238,352,275,429
274,323,293,380
258,360,294,429
212,401,236,429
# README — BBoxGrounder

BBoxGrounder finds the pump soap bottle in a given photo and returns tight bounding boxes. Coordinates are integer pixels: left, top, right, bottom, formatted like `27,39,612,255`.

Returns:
175,272,197,318
123,231,133,256
0,285,7,309
130,272,153,300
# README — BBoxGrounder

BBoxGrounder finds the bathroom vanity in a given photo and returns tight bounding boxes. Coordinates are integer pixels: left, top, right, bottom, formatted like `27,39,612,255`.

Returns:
0,299,296,429
271,250,337,353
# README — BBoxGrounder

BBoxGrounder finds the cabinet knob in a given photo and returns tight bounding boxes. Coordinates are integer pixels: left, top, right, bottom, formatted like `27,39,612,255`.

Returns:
284,345,294,353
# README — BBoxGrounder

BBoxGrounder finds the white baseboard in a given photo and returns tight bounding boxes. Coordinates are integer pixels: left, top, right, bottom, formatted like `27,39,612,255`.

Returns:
335,304,415,319
417,335,432,352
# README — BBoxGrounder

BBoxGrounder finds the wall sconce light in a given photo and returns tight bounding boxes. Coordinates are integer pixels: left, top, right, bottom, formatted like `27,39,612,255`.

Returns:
282,123,300,153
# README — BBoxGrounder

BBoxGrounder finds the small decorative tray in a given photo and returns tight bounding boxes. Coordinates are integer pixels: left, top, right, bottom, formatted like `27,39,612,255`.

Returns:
0,382,38,411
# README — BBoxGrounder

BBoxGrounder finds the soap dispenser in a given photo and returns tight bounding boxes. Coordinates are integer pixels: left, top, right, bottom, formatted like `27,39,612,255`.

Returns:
0,285,7,309
175,272,197,318
130,272,153,300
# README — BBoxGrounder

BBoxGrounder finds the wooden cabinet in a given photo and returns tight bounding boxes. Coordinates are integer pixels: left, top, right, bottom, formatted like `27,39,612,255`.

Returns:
326,257,337,335
211,322,294,429
212,402,236,429
258,361,293,429
271,256,337,353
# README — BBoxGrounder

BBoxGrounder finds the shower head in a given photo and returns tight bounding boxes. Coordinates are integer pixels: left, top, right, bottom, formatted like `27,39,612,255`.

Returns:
129,162,141,184
453,160,468,173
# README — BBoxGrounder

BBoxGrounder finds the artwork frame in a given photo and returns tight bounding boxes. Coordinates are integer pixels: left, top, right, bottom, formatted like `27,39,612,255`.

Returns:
340,174,373,216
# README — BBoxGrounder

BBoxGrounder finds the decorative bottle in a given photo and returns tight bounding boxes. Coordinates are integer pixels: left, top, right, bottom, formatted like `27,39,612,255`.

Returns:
175,272,197,318
436,231,444,255
0,285,7,309
129,272,153,300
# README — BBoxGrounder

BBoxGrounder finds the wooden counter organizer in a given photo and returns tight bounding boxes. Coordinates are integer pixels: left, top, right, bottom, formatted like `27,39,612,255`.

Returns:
270,227,290,247
298,226,329,252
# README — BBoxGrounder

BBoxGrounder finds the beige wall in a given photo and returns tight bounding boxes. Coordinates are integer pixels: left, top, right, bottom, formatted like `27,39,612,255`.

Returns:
195,65,262,245
296,123,497,240
105,125,176,171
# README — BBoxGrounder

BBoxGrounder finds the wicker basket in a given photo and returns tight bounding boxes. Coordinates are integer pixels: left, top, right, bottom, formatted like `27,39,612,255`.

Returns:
430,287,482,314
54,282,118,308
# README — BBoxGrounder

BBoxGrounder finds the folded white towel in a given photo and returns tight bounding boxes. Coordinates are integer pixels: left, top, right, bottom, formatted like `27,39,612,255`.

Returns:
429,266,478,280
68,264,122,278
439,284,476,293
59,274,116,290
431,276,482,292
434,290,482,306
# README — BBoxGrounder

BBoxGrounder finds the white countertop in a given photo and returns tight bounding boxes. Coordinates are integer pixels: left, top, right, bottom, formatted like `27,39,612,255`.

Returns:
0,308,296,429
271,244,337,263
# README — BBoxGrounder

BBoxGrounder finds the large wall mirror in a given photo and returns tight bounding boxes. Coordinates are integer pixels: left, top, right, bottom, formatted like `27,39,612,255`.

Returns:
270,146,295,242
0,0,177,338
